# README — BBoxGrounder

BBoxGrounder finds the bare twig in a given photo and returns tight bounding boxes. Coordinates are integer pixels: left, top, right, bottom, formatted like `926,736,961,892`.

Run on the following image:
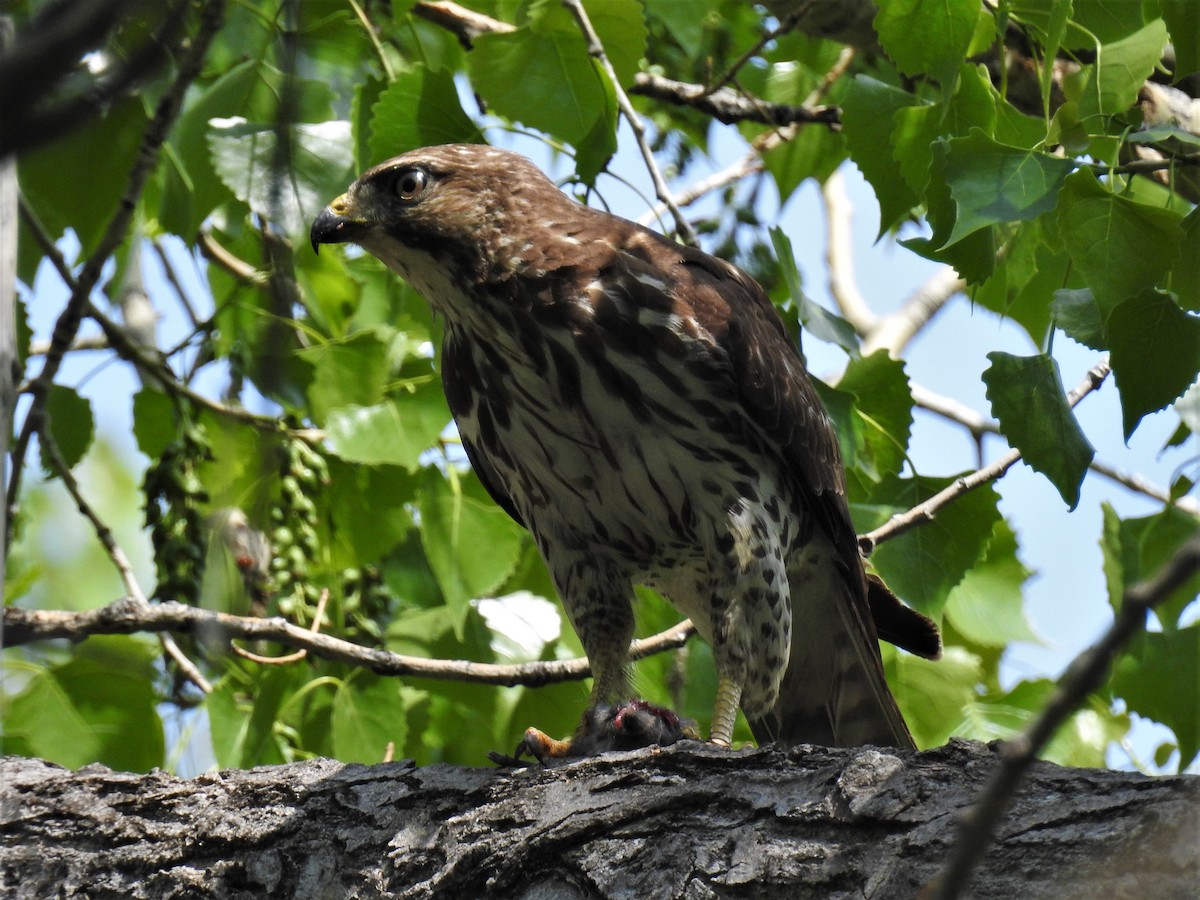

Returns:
151,239,202,329
630,74,840,129
197,230,268,285
6,0,227,552
925,534,1200,900
562,0,698,246
637,153,765,227
37,425,212,693
861,360,1111,554
230,589,329,665
3,599,698,688
704,11,802,95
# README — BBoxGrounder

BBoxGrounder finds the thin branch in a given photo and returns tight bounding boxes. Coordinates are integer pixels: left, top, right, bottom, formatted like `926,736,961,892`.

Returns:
630,74,840,129
412,0,513,46
926,533,1200,900
6,0,227,552
230,589,329,665
37,425,212,694
2,599,698,688
637,152,764,227
151,239,202,329
27,335,110,356
861,360,1111,555
197,230,268,285
704,11,803,96
562,0,698,246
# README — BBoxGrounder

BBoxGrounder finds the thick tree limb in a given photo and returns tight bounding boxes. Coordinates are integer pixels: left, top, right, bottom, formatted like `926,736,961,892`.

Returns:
1,741,1195,898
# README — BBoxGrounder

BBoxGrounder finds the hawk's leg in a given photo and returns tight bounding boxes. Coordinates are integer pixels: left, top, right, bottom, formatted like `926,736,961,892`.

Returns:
705,500,793,748
709,677,743,748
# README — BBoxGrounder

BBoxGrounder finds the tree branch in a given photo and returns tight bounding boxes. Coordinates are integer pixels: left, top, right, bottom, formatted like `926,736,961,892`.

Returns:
630,73,840,129
2,741,1195,897
928,534,1200,900
2,599,697,688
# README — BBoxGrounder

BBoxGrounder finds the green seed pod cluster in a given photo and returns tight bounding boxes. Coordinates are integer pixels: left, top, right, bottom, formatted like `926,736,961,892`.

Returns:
270,436,329,619
341,566,390,641
144,421,212,605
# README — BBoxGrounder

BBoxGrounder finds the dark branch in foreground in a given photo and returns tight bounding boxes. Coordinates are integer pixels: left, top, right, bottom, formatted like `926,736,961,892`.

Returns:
1,741,1195,898
928,535,1200,900
631,73,842,129
1,598,695,688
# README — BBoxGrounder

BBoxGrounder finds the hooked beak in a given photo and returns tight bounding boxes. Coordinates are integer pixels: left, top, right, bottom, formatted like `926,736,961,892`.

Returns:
310,194,368,253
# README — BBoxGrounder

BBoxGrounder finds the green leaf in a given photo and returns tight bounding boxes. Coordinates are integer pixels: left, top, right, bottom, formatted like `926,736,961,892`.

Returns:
841,77,923,234
836,351,913,481
873,0,979,88
43,385,95,474
1107,289,1200,439
1052,288,1107,349
208,118,355,236
860,474,1003,616
1057,169,1184,314
1078,19,1169,119
941,130,1075,246
887,646,982,748
299,329,392,423
19,97,147,271
368,64,484,164
163,61,338,237
973,218,1065,346
327,458,417,563
982,352,1095,508
1008,0,1071,107
1111,627,1200,769
1101,505,1200,630
643,0,721,56
468,0,645,178
132,389,179,459
944,519,1037,647
1160,1,1200,78
769,227,859,354
418,468,526,616
324,384,450,470
331,672,409,764
1175,207,1200,313
208,667,295,768
3,638,164,771
1066,0,1148,45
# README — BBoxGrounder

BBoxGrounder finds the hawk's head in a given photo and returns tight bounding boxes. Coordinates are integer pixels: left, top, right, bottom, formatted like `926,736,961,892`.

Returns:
311,144,594,308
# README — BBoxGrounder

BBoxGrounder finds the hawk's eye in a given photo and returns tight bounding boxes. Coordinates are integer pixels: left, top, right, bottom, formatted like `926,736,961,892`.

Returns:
395,169,428,202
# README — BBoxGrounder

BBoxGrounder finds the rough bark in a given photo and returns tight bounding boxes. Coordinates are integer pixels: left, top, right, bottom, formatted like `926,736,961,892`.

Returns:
2,740,1196,899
